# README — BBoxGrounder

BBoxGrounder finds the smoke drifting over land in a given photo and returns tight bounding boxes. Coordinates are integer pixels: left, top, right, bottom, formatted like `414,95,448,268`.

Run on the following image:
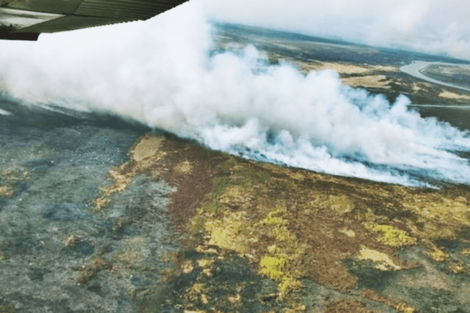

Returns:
202,0,470,61
1,1,470,186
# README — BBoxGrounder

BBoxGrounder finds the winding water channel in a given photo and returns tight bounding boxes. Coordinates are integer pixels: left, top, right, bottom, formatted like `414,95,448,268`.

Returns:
400,61,470,92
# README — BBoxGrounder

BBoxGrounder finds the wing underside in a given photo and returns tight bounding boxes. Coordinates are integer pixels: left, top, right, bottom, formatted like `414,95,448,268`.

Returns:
0,0,187,40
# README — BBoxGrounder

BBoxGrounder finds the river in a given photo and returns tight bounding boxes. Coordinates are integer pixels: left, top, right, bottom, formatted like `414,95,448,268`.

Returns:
400,61,470,92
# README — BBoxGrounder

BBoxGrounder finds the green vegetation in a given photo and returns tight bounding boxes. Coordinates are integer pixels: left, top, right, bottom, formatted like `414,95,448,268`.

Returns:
364,223,417,248
426,247,450,262
260,256,286,280
256,206,304,296
357,246,401,271
396,303,417,313
131,134,470,312
202,176,230,214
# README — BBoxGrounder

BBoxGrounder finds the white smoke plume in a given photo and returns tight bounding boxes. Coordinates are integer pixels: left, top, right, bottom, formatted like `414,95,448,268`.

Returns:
1,0,470,186
202,0,470,61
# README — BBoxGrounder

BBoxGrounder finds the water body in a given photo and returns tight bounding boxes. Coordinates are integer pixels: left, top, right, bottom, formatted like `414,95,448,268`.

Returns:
401,62,470,132
400,61,470,92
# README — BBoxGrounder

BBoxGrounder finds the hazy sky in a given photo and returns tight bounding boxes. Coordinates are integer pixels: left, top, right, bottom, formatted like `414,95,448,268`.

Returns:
201,0,470,60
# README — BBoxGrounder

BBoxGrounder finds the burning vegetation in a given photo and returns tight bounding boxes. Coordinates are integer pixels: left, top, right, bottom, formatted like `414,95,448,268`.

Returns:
90,133,470,312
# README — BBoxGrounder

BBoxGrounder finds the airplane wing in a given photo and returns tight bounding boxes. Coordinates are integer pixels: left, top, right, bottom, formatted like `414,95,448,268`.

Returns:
0,0,187,41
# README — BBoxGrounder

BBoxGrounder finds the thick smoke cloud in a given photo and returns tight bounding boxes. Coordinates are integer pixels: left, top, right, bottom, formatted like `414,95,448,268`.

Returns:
201,0,470,61
1,1,470,186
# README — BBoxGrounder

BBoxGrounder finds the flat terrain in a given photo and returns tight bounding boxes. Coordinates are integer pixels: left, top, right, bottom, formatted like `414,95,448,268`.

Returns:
422,64,470,90
214,24,470,134
1,24,470,313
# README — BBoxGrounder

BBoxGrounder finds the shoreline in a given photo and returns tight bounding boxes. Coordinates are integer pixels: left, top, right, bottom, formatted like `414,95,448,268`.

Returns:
400,61,470,92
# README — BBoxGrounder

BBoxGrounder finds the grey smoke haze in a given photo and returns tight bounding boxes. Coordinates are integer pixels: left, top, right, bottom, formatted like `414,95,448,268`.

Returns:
202,0,470,61
1,0,470,186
